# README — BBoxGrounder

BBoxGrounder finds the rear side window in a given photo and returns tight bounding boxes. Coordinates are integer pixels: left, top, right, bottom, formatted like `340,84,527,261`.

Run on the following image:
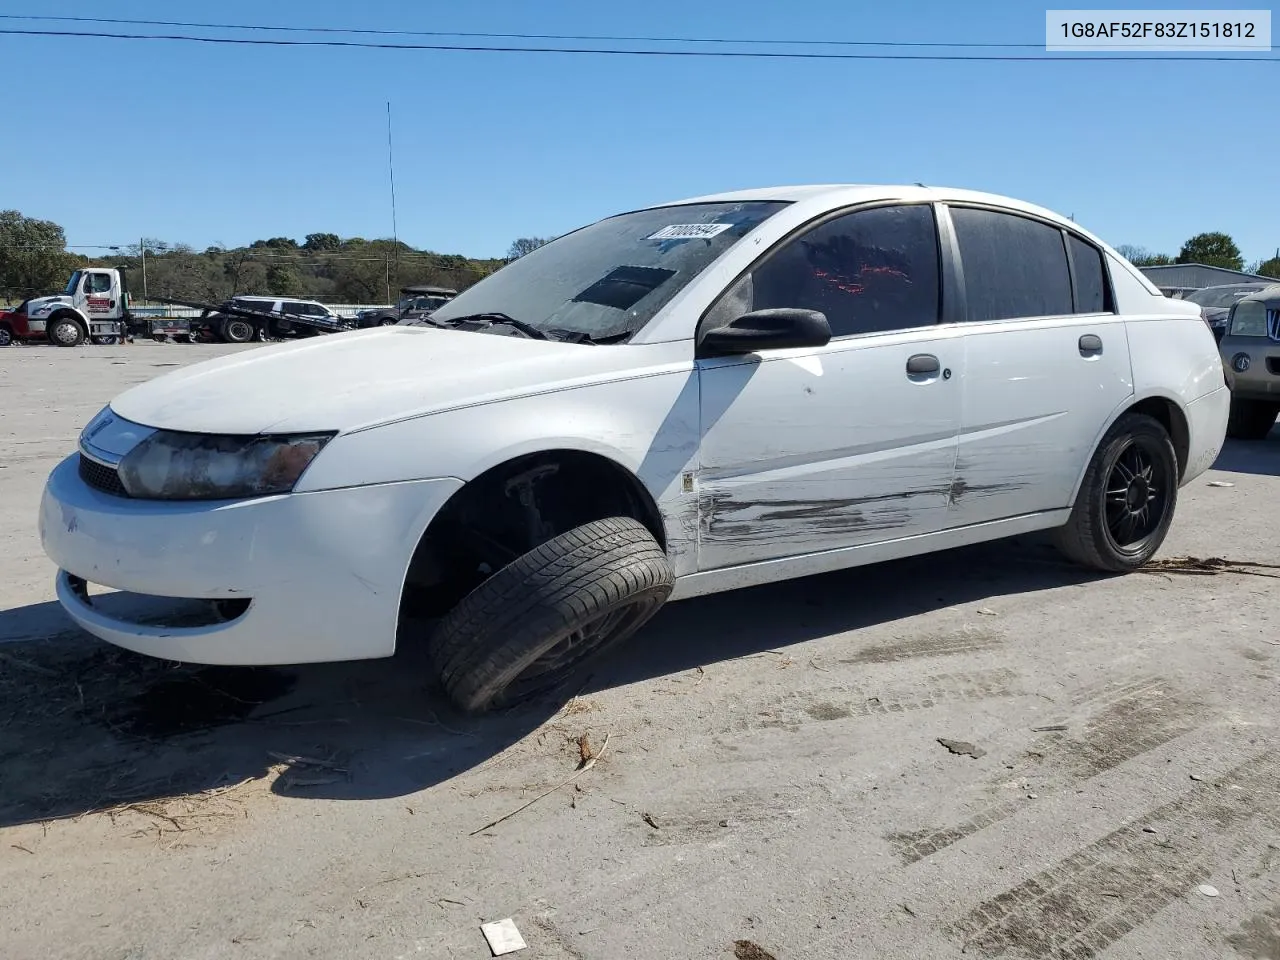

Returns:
749,204,941,337
951,207,1073,321
1068,235,1110,313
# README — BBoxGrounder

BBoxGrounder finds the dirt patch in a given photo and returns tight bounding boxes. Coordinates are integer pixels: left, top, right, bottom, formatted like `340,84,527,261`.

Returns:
0,637,295,827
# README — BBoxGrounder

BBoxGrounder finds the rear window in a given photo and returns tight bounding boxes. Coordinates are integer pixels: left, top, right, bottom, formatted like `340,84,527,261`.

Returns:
951,207,1073,321
1068,235,1110,313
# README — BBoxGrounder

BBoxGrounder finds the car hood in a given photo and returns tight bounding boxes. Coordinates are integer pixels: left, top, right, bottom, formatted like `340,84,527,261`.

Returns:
109,326,681,435
26,295,71,314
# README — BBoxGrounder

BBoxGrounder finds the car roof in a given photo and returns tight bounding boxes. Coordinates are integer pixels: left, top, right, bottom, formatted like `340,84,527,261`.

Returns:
648,183,1070,222
1239,283,1280,304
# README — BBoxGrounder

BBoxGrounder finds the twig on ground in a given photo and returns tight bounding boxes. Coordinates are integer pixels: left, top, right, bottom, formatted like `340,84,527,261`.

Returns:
470,731,612,836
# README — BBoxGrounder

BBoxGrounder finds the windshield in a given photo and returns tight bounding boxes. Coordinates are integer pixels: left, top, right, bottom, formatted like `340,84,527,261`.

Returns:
64,271,82,296
1185,286,1261,308
428,200,789,340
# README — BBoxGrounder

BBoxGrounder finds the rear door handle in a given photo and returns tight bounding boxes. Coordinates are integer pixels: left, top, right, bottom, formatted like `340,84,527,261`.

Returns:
1079,334,1103,356
906,353,941,376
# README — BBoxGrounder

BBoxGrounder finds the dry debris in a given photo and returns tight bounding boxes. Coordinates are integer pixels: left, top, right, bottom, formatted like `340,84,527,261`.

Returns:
1141,556,1280,579
734,940,778,960
470,731,612,836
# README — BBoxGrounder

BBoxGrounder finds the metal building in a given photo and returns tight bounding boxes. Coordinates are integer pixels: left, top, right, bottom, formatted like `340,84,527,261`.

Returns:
1139,263,1279,298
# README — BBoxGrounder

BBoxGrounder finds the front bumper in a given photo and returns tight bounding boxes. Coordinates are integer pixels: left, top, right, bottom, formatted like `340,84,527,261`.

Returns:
1221,337,1280,400
39,454,461,665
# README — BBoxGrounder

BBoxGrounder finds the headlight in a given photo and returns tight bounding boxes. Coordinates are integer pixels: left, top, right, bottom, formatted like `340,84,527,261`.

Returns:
117,431,334,500
1229,301,1267,337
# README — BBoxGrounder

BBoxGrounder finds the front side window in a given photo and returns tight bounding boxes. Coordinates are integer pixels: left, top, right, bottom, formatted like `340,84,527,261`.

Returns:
84,273,113,294
952,207,1073,321
714,204,942,338
428,200,789,341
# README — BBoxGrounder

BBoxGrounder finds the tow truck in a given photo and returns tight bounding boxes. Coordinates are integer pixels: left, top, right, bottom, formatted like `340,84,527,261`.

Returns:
0,266,356,346
0,267,129,346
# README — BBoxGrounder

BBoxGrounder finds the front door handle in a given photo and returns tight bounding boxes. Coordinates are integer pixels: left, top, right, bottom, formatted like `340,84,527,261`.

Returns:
906,353,941,376
1079,334,1103,356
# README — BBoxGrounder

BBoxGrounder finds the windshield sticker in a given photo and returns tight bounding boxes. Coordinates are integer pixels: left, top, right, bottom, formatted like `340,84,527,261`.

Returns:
647,223,733,241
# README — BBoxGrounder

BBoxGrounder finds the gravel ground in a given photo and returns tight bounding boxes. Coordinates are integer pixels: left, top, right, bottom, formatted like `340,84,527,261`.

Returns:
0,340,1277,960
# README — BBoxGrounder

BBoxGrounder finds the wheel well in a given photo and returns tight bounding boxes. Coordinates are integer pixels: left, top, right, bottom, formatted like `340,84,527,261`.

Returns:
49,310,86,328
1128,396,1190,480
399,450,666,620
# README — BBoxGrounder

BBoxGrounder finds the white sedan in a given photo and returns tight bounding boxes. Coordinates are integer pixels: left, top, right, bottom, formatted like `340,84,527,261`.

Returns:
40,184,1230,712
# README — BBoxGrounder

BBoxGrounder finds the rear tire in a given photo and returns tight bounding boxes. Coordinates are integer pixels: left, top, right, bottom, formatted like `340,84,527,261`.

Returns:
1053,412,1178,573
1225,397,1279,440
91,335,119,345
220,318,255,343
49,316,86,347
427,517,674,714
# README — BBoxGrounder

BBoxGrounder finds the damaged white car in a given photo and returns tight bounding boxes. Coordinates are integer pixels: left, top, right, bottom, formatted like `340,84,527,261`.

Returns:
40,185,1229,712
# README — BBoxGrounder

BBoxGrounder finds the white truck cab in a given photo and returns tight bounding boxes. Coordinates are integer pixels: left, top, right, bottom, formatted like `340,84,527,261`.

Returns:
22,269,129,346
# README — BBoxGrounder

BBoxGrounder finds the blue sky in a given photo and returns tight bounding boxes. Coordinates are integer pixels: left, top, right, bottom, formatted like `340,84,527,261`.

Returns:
1,0,1277,262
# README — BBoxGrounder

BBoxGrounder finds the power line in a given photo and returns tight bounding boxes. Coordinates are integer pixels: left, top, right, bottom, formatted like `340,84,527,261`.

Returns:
0,12,1044,48
1,27,1274,61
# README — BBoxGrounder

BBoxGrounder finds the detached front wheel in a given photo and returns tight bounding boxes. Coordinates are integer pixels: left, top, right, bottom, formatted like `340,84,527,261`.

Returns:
427,517,674,713
1054,412,1178,572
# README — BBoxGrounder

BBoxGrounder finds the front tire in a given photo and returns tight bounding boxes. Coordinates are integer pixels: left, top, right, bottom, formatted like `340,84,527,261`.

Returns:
91,335,119,345
49,316,86,347
427,517,674,713
1225,397,1278,440
1054,412,1178,573
0,327,12,347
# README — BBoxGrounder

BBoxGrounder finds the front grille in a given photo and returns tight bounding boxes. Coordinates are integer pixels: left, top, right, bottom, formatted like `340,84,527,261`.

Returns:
1268,308,1280,342
78,454,129,497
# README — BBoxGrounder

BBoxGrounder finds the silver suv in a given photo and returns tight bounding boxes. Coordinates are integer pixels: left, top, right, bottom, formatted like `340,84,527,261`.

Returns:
1219,283,1280,439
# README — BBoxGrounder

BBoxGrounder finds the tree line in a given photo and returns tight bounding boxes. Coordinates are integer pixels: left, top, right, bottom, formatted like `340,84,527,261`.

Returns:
0,211,533,306
1115,231,1280,277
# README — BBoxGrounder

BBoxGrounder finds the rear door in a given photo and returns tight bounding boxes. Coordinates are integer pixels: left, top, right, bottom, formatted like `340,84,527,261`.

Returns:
941,204,1133,526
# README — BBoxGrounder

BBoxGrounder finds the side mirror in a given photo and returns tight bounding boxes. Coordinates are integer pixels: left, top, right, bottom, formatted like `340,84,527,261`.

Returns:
700,308,831,357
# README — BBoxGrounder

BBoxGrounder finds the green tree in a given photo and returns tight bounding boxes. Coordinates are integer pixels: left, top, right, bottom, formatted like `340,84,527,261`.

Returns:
1176,232,1243,270
1115,244,1174,267
1254,255,1280,279
0,210,80,302
250,237,298,250
303,232,341,251
506,237,553,260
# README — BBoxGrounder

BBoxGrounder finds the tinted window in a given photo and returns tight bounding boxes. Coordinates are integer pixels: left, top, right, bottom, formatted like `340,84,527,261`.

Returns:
1068,235,1109,313
952,208,1072,321
749,204,941,337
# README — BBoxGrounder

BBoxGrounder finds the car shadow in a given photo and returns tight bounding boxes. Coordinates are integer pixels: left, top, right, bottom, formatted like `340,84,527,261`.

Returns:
0,535,1097,830
1211,431,1280,478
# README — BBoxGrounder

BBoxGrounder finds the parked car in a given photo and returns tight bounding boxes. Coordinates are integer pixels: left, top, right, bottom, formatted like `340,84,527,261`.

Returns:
1218,283,1280,439
1183,282,1273,343
40,184,1229,713
196,296,351,343
358,285,458,328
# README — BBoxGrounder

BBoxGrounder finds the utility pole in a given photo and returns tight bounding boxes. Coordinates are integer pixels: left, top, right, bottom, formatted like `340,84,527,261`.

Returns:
140,237,148,300
386,101,399,305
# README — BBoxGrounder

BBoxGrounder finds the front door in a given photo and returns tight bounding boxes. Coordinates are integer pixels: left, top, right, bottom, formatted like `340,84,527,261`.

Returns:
695,203,964,571
942,205,1134,526
78,271,119,321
